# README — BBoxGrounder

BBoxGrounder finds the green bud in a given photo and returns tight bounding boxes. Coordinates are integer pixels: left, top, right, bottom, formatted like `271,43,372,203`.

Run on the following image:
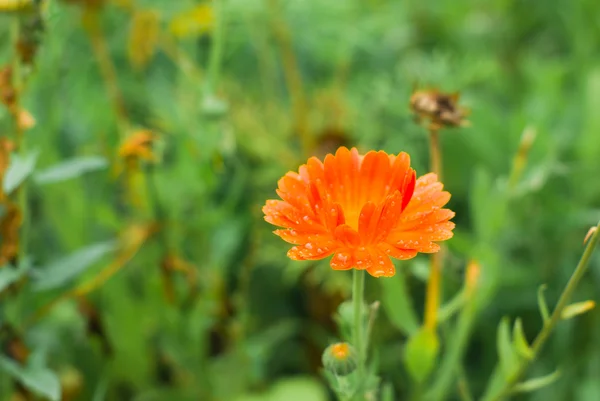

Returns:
322,342,358,376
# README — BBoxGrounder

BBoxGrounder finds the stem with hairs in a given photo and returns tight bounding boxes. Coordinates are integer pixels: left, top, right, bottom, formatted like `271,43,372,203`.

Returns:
480,221,600,401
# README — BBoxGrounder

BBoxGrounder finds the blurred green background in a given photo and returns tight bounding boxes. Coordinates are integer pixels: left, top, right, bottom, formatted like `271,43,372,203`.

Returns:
1,0,600,400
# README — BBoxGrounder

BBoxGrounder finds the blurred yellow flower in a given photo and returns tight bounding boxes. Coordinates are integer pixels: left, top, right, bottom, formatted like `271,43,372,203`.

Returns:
118,130,157,162
169,3,214,39
0,0,33,13
128,9,160,71
17,109,36,131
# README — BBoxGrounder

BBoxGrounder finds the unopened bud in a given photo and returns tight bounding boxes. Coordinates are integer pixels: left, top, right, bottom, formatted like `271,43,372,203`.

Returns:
322,342,358,376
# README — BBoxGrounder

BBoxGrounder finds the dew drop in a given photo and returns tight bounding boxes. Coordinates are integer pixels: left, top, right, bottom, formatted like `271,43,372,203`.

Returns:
317,248,323,253
303,215,310,222
305,243,313,250
337,253,348,262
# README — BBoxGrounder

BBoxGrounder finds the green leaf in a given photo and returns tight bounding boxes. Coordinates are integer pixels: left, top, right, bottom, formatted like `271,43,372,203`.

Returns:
34,156,108,184
91,378,109,401
537,284,550,323
438,290,466,323
561,300,595,320
511,369,561,393
3,151,39,194
470,168,508,243
33,240,117,291
381,382,394,401
404,327,440,384
0,262,30,293
512,318,533,360
470,168,493,242
380,271,419,335
0,356,61,401
268,377,328,401
496,317,518,378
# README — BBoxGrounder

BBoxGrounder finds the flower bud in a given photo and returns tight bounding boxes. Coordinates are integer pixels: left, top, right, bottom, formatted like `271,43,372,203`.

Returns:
322,342,358,376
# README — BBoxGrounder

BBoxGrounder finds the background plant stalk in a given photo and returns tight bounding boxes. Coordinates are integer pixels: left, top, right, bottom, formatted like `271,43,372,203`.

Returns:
425,128,442,330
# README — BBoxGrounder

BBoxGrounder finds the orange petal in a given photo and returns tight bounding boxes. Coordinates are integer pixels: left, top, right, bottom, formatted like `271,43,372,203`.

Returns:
374,191,405,239
288,243,335,260
334,224,361,247
379,243,418,260
358,202,381,243
330,250,355,270
366,248,396,277
359,151,391,205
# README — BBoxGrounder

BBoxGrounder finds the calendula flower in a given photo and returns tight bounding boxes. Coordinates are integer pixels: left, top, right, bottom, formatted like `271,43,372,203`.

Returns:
263,147,454,278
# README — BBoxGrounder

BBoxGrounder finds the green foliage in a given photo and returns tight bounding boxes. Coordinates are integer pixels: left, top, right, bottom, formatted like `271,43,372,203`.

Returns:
0,354,61,401
404,327,440,384
34,156,108,185
3,151,38,194
32,240,117,291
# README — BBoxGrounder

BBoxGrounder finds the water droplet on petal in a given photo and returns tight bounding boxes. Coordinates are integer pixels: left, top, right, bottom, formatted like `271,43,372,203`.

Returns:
305,243,313,250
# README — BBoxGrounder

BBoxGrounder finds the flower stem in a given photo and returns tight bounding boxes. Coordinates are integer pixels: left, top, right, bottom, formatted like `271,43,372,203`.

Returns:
206,0,224,94
480,221,600,401
353,269,366,378
83,7,128,135
428,129,442,181
425,127,442,330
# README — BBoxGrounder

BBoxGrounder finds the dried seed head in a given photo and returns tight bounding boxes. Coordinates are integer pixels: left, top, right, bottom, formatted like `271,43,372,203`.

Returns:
410,89,470,130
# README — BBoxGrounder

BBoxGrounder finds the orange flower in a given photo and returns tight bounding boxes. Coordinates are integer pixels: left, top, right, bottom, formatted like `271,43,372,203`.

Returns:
263,147,455,278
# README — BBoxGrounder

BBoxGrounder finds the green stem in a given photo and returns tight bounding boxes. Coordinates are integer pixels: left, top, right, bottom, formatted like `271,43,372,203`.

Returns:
480,221,600,401
206,0,225,93
427,290,477,400
353,269,366,378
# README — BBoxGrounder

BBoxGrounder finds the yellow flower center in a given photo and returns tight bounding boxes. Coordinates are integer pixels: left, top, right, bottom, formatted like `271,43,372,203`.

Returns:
330,343,350,360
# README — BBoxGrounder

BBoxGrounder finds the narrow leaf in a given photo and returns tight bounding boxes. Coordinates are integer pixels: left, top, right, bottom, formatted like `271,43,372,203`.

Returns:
404,327,440,383
511,369,561,393
537,284,550,323
0,263,29,293
0,356,61,401
3,151,39,194
381,382,394,401
497,317,518,377
561,300,595,320
380,271,419,335
512,318,533,360
33,241,117,291
34,156,108,185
